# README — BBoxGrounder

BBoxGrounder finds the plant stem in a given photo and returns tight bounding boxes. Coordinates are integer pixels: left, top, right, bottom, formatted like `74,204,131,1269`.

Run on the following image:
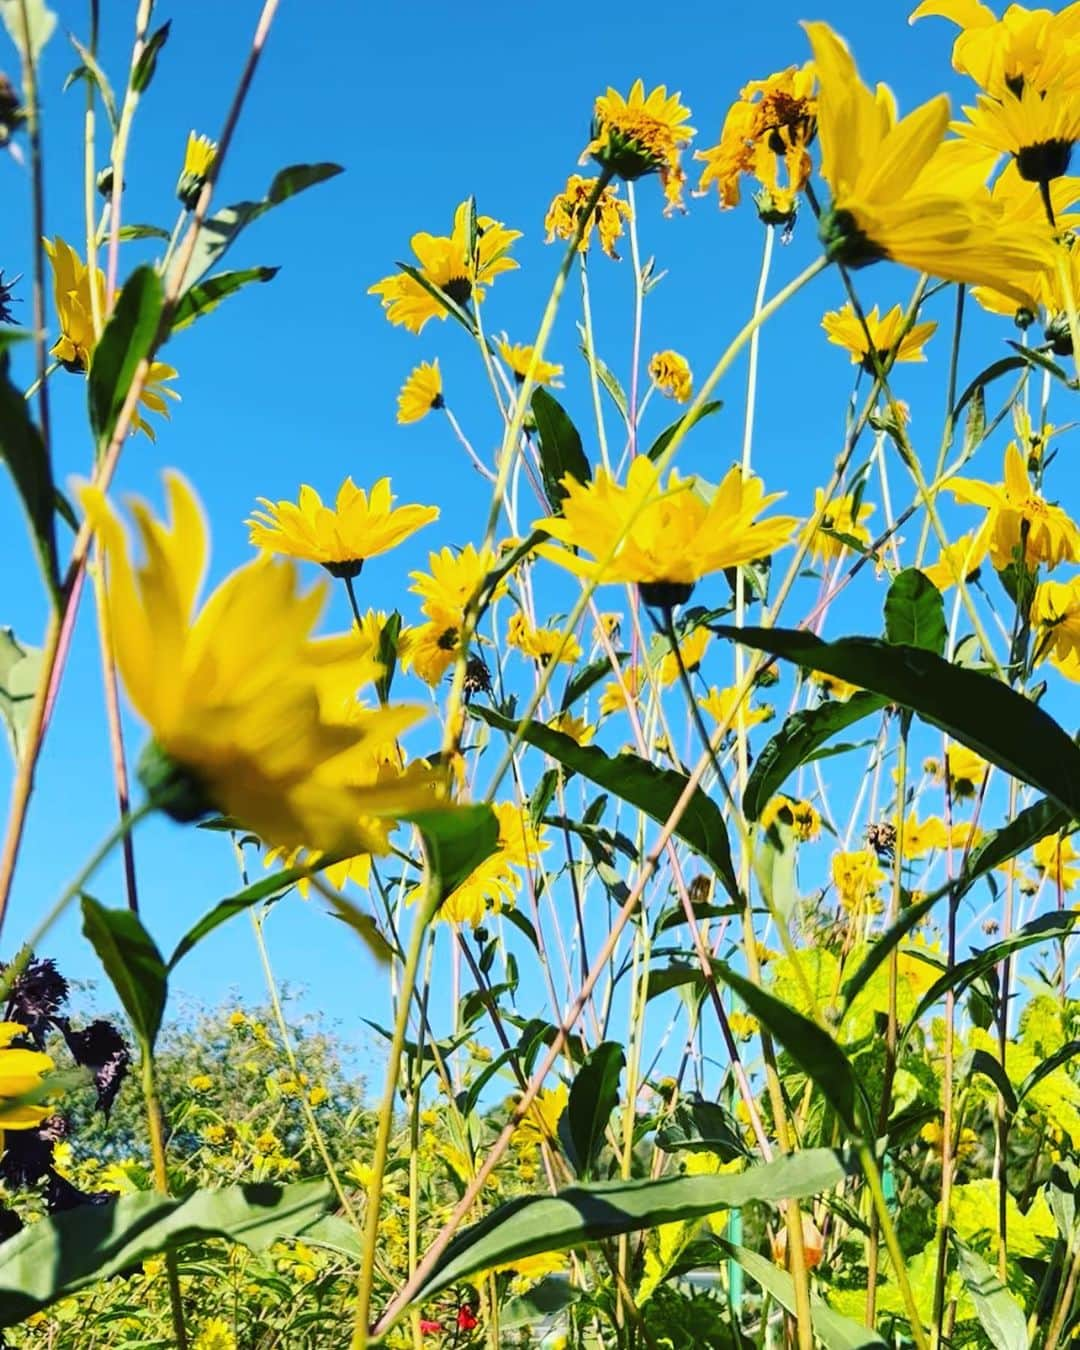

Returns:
141,1045,188,1350
16,0,52,461
859,1141,929,1350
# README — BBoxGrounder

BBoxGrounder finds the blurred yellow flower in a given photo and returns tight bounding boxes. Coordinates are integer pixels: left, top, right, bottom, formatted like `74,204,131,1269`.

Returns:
0,1043,54,1144
922,528,989,590
438,803,548,927
821,302,937,371
658,625,711,686
496,338,563,387
1033,833,1080,891
369,200,521,333
192,1317,236,1350
188,1074,213,1094
544,174,632,258
899,812,949,860
583,80,695,212
248,477,438,578
397,360,443,424
699,685,772,731
262,845,373,898
803,487,874,564
946,445,1080,570
648,349,692,402
938,743,990,798
1034,575,1080,679
598,665,642,717
514,1082,568,1149
507,612,581,666
761,795,821,842
809,669,862,701
832,849,887,915
546,712,595,745
909,1,1080,98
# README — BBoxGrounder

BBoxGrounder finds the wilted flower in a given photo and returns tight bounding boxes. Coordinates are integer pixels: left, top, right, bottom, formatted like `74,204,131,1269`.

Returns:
648,349,693,402
544,173,632,258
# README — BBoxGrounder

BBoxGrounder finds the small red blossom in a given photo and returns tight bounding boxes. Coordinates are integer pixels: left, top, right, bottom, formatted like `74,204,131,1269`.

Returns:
457,1306,479,1332
418,1319,443,1335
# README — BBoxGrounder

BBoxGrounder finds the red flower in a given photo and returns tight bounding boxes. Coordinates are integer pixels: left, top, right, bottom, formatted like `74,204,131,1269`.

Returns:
457,1306,479,1332
418,1319,443,1335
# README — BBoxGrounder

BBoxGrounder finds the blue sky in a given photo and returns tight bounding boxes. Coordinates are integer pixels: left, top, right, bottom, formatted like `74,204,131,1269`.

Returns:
0,0,1069,1071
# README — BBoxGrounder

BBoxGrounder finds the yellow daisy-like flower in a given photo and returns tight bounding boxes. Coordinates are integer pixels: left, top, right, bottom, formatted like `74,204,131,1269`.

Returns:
598,665,642,717
761,795,822,842
80,472,439,852
263,844,373,899
177,130,216,208
0,1040,54,1146
658,625,711,687
496,338,564,387
437,802,548,927
248,477,439,579
809,669,862,701
957,80,1080,184
899,811,950,860
832,849,886,916
506,612,581,666
397,360,444,425
696,63,817,218
821,302,938,372
583,79,695,213
936,743,990,798
1033,833,1080,891
546,711,595,746
805,22,1055,301
909,1,1080,99
945,445,1080,570
803,487,874,564
192,1317,236,1350
368,200,521,334
1033,575,1080,679
534,456,798,609
648,349,693,402
514,1082,568,1149
699,685,773,731
410,543,502,618
544,174,632,258
398,618,461,688
922,528,989,590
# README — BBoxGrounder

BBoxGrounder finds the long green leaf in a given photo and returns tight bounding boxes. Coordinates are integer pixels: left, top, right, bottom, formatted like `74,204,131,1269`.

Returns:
955,1242,1028,1350
412,804,499,903
0,1178,332,1326
411,1149,846,1302
559,1042,624,1178
0,353,58,591
130,19,169,92
80,897,167,1049
472,706,739,900
655,1098,748,1161
171,266,279,332
88,266,163,447
0,627,43,763
532,387,590,507
960,797,1071,896
645,400,723,463
713,625,1080,818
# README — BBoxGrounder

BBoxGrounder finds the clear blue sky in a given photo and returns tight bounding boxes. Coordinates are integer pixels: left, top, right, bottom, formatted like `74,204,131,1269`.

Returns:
0,1,1065,1062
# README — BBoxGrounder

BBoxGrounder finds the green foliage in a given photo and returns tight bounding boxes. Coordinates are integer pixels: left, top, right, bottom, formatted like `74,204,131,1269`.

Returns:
532,387,590,506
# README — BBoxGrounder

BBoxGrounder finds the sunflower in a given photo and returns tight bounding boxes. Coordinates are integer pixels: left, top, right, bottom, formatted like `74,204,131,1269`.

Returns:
831,849,886,916
263,845,373,899
909,1,1080,98
648,350,693,402
821,302,937,372
0,1036,55,1147
506,613,581,666
534,456,798,609
544,174,632,258
368,200,521,334
545,712,595,746
699,685,773,731
248,477,438,579
657,625,711,687
945,444,1080,569
583,80,695,212
898,811,950,860
410,543,502,617
397,360,444,425
1033,833,1080,890
802,487,874,564
81,472,440,851
1033,574,1080,678
937,744,990,798
177,130,216,208
436,803,548,927
957,80,1080,184
805,22,1055,302
496,339,563,387
922,528,989,590
761,795,822,843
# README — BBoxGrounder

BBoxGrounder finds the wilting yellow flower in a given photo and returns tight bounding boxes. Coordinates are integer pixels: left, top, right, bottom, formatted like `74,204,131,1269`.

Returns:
438,802,548,926
922,528,989,590
803,487,874,564
936,743,990,798
1034,575,1080,678
761,795,821,842
497,339,563,387
1034,833,1080,891
544,174,632,258
699,685,773,731
0,1040,55,1145
248,477,438,578
658,625,711,686
648,350,693,402
946,445,1080,570
832,849,887,915
806,22,1054,300
81,472,438,852
514,1082,568,1149
900,812,950,860
263,844,373,899
546,711,594,745
583,80,695,212
177,131,216,207
44,237,179,437
397,360,443,425
958,80,1080,184
696,63,817,218
368,200,521,333
535,457,797,608
821,302,937,372
809,669,862,701
506,612,581,666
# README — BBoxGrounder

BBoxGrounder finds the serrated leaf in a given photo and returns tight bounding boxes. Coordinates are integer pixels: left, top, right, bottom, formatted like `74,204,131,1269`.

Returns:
88,266,163,448
532,388,590,508
558,1042,624,1178
884,569,946,654
80,896,167,1049
170,266,279,332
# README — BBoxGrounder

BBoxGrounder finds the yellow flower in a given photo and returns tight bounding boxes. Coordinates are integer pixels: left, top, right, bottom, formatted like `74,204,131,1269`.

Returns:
583,80,695,212
658,625,711,686
544,174,632,258
832,849,887,915
368,200,521,333
411,543,501,618
809,669,861,701
761,795,821,842
177,130,216,207
805,22,1055,300
696,64,817,216
398,618,461,687
699,685,772,731
188,1074,213,1094
535,456,797,608
1034,575,1080,678
514,1082,568,1149
1033,833,1080,891
438,802,548,927
946,445,1080,570
821,302,937,372
598,666,642,717
803,487,874,564
910,1,1080,99
248,477,438,578
958,80,1080,183
0,1043,54,1144
506,612,581,666
648,350,693,402
192,1317,236,1350
922,528,989,590
81,472,439,853
346,1159,375,1188
728,1011,760,1040
899,812,950,860
546,711,595,746
496,338,564,387
397,360,444,424
262,844,373,898
937,743,990,798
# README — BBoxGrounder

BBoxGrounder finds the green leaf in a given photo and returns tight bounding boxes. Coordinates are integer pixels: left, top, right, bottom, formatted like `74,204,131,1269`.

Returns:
1018,1040,1080,1104
471,706,739,900
531,388,590,508
559,1042,624,1178
715,963,866,1136
117,223,171,242
754,812,798,923
952,357,1027,423
179,163,344,291
654,1098,748,1161
884,569,946,654
66,36,118,131
375,611,402,703
0,1178,332,1326
967,1048,1017,1115
713,625,1080,818
88,265,163,448
411,805,498,904
576,335,628,422
170,266,280,333
0,627,42,763
559,652,628,712
0,352,58,592
743,692,887,820
410,1149,846,1302
0,0,55,61
959,797,1072,897
645,400,723,463
501,1274,579,1330
130,20,170,93
1007,340,1073,387
841,890,942,1014
80,897,167,1049
955,1242,1028,1350
718,1240,887,1350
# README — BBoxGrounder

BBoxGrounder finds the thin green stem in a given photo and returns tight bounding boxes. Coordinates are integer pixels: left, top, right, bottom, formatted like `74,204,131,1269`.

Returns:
859,1141,930,1350
16,0,52,461
141,1047,188,1350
